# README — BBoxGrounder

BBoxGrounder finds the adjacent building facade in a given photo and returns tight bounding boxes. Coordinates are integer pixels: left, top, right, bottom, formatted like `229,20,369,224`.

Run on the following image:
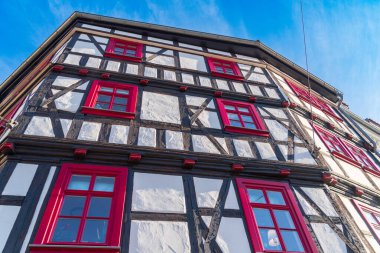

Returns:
0,12,379,253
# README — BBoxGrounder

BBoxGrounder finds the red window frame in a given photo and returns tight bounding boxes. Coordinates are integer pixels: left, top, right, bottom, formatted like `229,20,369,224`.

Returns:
286,79,342,121
207,57,244,80
30,163,128,253
352,200,380,244
216,98,269,137
82,80,138,119
237,178,318,253
104,38,143,62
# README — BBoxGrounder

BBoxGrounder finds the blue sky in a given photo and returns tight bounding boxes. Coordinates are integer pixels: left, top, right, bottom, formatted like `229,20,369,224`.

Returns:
1,0,379,122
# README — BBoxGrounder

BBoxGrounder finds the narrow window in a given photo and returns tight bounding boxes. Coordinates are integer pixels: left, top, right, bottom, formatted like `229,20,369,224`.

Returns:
352,200,380,243
105,38,143,62
207,58,244,80
237,178,317,253
216,98,269,136
344,141,380,175
82,80,138,119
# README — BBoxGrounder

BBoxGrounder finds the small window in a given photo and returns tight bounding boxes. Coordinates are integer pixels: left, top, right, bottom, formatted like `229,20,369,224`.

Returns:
82,80,138,119
352,200,380,244
207,58,243,80
237,178,317,253
344,141,380,175
105,38,143,62
31,164,128,252
216,98,269,136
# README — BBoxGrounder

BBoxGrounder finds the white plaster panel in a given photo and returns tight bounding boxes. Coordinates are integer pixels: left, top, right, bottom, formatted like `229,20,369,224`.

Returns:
259,107,287,119
147,36,173,44
109,125,129,144
278,144,288,161
178,42,203,50
78,34,90,41
71,41,102,56
311,223,347,253
164,70,177,81
235,54,260,62
144,67,157,78
186,95,215,109
199,76,213,87
256,142,277,160
129,220,190,253
224,182,239,209
132,173,185,213
165,130,184,150
85,57,101,68
93,36,108,44
81,24,111,32
323,154,345,175
126,64,139,75
51,76,87,90
63,54,81,65
233,139,254,158
265,119,288,141
207,48,231,56
301,187,338,217
216,217,251,253
248,85,263,96
77,122,101,141
141,92,181,124
179,52,207,72
192,135,227,154
202,216,212,228
232,82,247,93
294,146,317,165
249,67,271,84
52,89,83,113
181,73,194,84
60,119,72,137
146,53,175,67
114,30,141,38
265,88,280,99
2,163,38,196
368,174,380,189
338,195,369,231
338,160,374,188
106,60,120,72
138,127,156,147
216,79,230,90
24,116,54,137
194,177,223,208
294,189,319,216
194,110,221,129
0,205,20,252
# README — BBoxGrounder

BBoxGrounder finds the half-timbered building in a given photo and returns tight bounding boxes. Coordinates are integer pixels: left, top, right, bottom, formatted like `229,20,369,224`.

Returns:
0,12,379,253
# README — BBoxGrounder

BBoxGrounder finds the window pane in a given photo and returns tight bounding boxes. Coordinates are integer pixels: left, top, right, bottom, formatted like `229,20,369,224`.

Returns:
68,175,91,190
114,47,124,55
112,105,126,112
60,196,86,216
95,102,109,110
242,115,254,123
126,49,136,56
97,95,111,103
224,105,235,111
225,68,234,75
51,218,80,242
114,97,128,105
238,107,249,113
248,189,266,203
99,87,113,93
274,210,295,229
81,219,108,243
245,123,257,129
116,89,129,95
94,177,115,192
215,66,224,73
281,230,304,252
259,229,282,251
253,208,274,227
88,197,111,217
227,113,239,120
364,211,378,224
267,191,286,205
230,120,242,127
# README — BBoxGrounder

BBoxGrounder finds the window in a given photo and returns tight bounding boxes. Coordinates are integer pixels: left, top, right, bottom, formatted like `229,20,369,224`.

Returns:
344,141,380,175
105,38,143,62
352,200,380,243
286,79,342,121
237,178,317,253
82,80,138,119
207,57,244,80
31,163,127,253
216,98,269,136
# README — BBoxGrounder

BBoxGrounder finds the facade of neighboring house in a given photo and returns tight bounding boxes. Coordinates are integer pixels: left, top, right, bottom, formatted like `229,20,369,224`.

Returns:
0,12,379,253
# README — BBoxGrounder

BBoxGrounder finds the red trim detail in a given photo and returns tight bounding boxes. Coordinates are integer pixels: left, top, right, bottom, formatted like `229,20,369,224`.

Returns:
0,142,15,154
216,98,269,137
139,79,149,85
327,122,335,130
101,73,110,79
279,169,291,177
79,69,89,75
281,101,290,108
214,91,223,97
129,153,142,162
32,163,128,252
329,178,338,185
104,38,143,62
311,114,318,121
52,65,65,72
249,96,257,103
74,148,87,158
81,80,138,119
207,57,244,80
346,133,353,140
183,159,196,169
355,187,364,197
352,200,380,244
322,172,333,183
231,164,244,171
236,178,318,253
289,102,297,109
179,86,188,92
